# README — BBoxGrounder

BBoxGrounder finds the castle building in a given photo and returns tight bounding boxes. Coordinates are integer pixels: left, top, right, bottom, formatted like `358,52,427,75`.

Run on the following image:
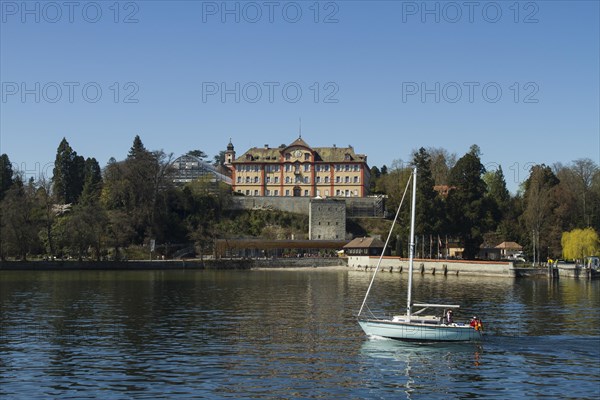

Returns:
227,137,370,197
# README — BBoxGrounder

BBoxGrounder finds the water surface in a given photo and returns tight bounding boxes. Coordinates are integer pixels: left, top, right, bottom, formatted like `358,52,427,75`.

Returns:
1,269,598,399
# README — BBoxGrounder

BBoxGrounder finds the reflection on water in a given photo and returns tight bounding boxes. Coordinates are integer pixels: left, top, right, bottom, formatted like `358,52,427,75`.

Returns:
0,269,599,399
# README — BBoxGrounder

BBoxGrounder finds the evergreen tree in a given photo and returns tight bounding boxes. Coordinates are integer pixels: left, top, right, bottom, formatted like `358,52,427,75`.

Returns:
80,157,103,204
446,147,489,259
412,147,443,235
52,138,85,204
0,153,14,200
484,166,510,211
128,135,148,159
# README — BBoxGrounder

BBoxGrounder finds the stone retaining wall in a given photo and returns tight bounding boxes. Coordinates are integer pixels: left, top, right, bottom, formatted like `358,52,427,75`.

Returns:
347,256,514,277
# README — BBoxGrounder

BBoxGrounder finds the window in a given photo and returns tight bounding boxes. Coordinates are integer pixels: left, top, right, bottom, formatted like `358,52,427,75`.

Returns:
266,176,271,183
274,177,279,183
266,165,271,173
303,164,310,172
237,177,241,183
285,164,291,172
336,176,340,183
345,176,350,183
354,165,359,172
316,190,320,196
345,190,350,197
285,153,291,160
354,176,359,183
335,165,340,172
324,165,329,172
354,190,359,196
304,176,309,183
254,190,259,196
285,177,290,183
274,190,279,196
273,165,279,172
246,190,250,195
304,153,310,161
266,190,270,196
345,164,350,172
285,189,290,196
336,190,340,196
325,176,329,183
304,190,309,196
246,177,250,183
254,176,259,183
316,165,321,172
316,176,321,183
295,176,302,183
254,165,259,172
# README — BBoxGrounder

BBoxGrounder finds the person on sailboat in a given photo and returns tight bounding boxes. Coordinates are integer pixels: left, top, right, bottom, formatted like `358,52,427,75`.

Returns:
470,316,483,331
446,310,454,324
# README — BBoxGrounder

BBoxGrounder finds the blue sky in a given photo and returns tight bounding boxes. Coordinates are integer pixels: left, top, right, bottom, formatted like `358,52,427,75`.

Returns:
1,0,599,193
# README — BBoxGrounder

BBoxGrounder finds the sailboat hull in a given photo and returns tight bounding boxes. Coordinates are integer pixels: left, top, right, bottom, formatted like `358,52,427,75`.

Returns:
358,318,482,342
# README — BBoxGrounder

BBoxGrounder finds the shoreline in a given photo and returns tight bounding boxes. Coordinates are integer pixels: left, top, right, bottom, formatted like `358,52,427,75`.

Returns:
0,259,569,279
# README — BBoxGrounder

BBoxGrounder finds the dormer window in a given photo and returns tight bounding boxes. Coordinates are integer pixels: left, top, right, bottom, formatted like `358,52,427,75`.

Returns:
345,153,351,161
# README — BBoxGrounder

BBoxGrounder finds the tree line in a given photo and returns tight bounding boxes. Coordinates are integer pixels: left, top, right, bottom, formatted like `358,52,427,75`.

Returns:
1,138,599,262
369,145,600,262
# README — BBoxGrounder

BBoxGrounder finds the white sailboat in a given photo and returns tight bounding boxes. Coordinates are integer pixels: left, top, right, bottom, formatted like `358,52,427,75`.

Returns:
357,167,483,342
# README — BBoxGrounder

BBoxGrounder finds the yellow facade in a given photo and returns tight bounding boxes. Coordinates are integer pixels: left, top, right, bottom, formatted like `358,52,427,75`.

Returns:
229,138,370,197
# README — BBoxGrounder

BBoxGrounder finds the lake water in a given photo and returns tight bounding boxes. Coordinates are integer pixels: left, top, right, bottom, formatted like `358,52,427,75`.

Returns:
1,268,599,399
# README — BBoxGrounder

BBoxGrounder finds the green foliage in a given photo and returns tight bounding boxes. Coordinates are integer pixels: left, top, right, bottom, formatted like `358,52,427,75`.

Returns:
216,210,308,239
52,138,86,204
412,147,444,234
187,149,208,159
0,177,43,260
0,153,14,200
446,148,490,259
561,228,599,261
1,140,599,262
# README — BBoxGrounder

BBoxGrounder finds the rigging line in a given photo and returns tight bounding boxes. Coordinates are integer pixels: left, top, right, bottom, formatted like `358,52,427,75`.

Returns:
357,172,413,318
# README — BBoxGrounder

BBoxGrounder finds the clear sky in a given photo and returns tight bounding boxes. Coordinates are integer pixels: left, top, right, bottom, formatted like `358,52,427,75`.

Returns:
1,0,599,193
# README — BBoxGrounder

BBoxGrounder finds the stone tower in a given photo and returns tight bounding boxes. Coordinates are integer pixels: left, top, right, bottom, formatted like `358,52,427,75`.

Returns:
225,139,235,165
309,198,346,240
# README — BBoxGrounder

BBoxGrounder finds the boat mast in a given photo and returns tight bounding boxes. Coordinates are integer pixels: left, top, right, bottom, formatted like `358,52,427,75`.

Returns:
406,167,417,320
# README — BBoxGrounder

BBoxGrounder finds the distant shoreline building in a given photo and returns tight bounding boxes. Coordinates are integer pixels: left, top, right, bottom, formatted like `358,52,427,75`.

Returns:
227,137,371,198
171,154,232,185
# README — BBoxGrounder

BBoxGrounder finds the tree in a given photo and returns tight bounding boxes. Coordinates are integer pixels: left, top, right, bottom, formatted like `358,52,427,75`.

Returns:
0,176,42,260
446,147,490,259
412,147,444,235
80,157,103,205
102,136,175,244
561,228,599,261
570,158,598,227
52,138,85,204
213,150,226,167
428,147,457,185
369,166,381,193
484,166,510,211
128,135,147,159
522,164,560,264
187,149,208,160
0,153,14,200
